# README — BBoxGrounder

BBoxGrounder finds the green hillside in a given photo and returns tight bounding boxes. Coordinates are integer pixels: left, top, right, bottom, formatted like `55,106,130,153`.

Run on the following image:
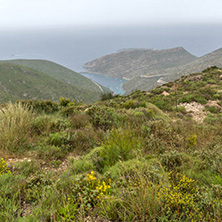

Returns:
3,59,106,93
123,48,222,93
83,47,197,78
1,67,222,221
0,62,105,104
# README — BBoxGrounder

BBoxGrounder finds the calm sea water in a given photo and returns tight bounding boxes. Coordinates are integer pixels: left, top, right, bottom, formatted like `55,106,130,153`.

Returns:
1,24,222,93
81,72,127,94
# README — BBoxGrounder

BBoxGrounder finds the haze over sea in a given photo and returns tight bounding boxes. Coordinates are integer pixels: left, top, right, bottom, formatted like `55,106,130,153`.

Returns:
1,24,222,93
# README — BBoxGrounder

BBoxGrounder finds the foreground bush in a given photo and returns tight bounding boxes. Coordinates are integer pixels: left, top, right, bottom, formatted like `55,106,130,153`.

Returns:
0,102,35,152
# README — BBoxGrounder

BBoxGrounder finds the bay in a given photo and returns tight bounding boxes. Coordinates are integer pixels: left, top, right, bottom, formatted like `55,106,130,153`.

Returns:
81,72,127,95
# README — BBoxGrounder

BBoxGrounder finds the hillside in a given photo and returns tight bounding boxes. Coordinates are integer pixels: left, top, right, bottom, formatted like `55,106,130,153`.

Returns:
3,59,106,93
1,67,222,221
83,47,197,78
124,48,222,93
0,62,106,104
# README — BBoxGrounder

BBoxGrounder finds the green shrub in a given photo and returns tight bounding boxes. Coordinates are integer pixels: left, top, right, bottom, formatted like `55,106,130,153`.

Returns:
204,113,222,125
69,127,101,152
60,106,81,117
69,147,101,174
68,113,91,129
178,94,207,104
100,92,114,101
59,97,71,107
204,105,221,114
31,115,70,135
99,129,143,170
57,171,112,216
86,106,118,130
47,132,64,146
160,151,193,171
20,100,58,113
0,102,35,152
104,158,160,181
122,100,146,109
175,105,187,114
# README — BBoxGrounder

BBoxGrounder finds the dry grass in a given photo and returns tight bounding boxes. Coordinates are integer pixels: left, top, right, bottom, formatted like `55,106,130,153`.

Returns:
0,102,35,152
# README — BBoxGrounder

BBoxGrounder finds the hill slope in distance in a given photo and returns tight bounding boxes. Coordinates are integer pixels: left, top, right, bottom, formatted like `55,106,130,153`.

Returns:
0,62,107,104
83,47,197,79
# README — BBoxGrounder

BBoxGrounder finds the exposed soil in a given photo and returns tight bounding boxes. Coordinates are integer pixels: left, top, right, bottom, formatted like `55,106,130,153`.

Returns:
180,102,208,122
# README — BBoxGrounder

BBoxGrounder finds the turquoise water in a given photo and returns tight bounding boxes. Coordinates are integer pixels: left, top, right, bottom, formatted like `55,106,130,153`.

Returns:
81,72,127,95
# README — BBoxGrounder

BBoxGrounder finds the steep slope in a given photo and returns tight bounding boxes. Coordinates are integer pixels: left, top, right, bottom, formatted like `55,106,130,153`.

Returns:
0,63,104,104
2,59,108,95
123,48,222,93
83,47,197,78
126,66,222,114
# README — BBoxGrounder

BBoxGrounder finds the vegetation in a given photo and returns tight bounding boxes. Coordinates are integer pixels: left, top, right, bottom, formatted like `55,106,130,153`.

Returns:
84,47,197,78
83,46,222,94
1,67,222,221
123,48,222,93
0,61,110,104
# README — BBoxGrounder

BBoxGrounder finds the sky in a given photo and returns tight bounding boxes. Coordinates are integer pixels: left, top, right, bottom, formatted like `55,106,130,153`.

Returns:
1,0,222,29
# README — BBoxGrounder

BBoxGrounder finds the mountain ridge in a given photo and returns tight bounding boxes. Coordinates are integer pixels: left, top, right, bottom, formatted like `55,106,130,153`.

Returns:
83,47,197,79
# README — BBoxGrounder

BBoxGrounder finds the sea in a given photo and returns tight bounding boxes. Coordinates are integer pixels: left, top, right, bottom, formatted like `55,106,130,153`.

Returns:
1,24,222,94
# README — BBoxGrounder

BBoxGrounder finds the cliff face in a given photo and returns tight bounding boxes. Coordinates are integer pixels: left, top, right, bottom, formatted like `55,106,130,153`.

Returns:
83,47,197,79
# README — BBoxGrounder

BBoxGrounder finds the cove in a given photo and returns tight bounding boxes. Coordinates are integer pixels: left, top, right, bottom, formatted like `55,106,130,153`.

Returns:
80,72,128,95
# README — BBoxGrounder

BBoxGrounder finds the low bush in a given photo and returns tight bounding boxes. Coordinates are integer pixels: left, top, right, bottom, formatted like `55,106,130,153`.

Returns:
86,106,118,130
20,100,58,113
98,129,143,171
69,127,102,153
100,92,114,101
68,113,91,129
31,114,70,135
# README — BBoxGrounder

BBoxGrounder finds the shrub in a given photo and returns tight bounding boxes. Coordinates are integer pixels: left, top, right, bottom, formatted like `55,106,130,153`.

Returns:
59,97,71,107
69,127,101,152
20,100,58,113
60,106,81,117
0,158,10,175
204,105,221,114
58,171,112,214
159,172,203,221
69,147,101,174
100,92,114,101
160,151,193,171
122,100,146,109
99,129,143,170
0,102,35,152
174,105,186,114
31,115,70,135
68,113,91,129
186,134,197,149
47,132,64,146
86,106,118,130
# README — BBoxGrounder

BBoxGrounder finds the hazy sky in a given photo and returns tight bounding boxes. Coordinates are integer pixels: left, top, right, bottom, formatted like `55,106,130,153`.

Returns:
1,0,222,29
